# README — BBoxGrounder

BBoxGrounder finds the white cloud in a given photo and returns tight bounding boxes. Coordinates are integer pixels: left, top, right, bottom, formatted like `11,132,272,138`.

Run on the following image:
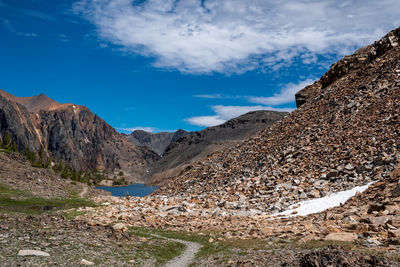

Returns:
248,79,314,106
185,105,292,127
2,19,38,38
74,0,400,73
193,94,223,99
117,126,157,133
185,116,226,127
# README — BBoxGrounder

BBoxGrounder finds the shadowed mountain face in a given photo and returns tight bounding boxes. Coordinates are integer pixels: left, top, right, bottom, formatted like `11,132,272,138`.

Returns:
0,94,40,152
125,129,189,156
0,90,159,182
146,110,288,184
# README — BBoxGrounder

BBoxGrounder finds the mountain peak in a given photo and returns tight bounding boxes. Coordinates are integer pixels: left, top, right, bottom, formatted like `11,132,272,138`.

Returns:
0,89,84,113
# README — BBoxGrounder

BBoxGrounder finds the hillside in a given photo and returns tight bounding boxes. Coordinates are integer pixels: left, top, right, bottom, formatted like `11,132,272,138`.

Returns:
125,129,188,155
155,28,400,212
147,110,288,183
0,90,159,183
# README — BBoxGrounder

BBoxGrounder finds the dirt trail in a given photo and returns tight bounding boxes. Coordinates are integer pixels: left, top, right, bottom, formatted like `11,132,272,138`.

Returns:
150,234,202,267
79,186,88,198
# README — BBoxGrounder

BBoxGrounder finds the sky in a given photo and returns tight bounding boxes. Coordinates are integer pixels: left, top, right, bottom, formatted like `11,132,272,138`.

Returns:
1,0,399,133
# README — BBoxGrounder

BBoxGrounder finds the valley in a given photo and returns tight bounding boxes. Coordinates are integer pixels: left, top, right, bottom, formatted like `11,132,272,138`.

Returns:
0,26,400,266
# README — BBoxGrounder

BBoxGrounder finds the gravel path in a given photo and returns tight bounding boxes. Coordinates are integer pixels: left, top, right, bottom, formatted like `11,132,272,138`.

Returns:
150,234,202,267
79,186,88,197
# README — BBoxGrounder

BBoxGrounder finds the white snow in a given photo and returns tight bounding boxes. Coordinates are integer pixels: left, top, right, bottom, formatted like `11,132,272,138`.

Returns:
271,182,374,218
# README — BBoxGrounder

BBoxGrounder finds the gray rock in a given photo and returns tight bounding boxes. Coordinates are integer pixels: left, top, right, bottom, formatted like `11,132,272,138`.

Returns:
80,259,95,265
18,250,50,257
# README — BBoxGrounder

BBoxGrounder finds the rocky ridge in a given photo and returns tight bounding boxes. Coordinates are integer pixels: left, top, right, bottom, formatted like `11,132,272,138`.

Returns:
125,129,188,156
295,28,400,108
148,110,288,184
0,90,159,182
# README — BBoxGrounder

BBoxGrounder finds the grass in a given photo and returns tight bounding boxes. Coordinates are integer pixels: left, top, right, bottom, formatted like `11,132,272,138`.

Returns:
128,227,400,265
128,228,186,266
0,183,96,215
129,227,269,261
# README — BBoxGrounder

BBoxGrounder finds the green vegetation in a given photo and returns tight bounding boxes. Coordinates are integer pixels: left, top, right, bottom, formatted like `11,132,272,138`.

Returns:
63,210,88,220
112,178,126,186
135,239,185,266
1,131,127,186
52,162,127,186
128,228,186,266
0,132,51,168
127,227,400,265
128,227,246,260
0,132,18,152
0,183,95,215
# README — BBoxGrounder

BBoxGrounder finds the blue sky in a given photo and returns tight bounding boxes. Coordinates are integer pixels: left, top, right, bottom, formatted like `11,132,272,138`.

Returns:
1,0,399,132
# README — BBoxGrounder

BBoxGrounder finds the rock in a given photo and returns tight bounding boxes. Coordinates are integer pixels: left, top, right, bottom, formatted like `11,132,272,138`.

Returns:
80,259,94,265
370,216,390,226
326,170,339,180
391,185,400,197
345,164,355,171
366,238,382,246
300,247,389,267
112,223,127,231
356,166,368,174
324,232,358,242
18,250,50,257
388,229,400,238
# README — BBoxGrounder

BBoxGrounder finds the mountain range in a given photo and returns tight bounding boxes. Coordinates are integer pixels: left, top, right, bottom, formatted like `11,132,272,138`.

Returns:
145,110,288,183
125,129,189,156
0,89,287,185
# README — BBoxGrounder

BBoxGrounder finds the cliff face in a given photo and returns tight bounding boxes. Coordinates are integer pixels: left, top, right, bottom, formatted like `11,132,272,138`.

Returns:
0,94,40,151
295,27,400,108
0,90,159,182
126,129,189,156
148,110,288,183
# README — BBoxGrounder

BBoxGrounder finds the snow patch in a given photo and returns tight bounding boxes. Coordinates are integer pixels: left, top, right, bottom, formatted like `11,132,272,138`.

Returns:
272,182,374,218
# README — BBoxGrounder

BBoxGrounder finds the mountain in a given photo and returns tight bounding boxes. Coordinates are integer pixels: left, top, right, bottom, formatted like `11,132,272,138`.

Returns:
147,110,288,183
0,93,41,152
125,129,189,155
0,90,159,183
156,27,400,215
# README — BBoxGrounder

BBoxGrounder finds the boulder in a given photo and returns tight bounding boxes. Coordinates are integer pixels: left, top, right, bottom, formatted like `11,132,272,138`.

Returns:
324,232,358,242
112,223,127,232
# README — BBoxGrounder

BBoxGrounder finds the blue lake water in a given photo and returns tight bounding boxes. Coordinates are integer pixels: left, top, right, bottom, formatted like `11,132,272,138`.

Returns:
96,184,158,197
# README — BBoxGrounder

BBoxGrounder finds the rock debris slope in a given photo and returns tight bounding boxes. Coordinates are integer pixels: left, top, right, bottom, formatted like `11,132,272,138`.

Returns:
156,27,400,213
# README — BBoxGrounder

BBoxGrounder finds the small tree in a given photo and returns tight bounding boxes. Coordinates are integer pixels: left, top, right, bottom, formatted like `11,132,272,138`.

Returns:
1,132,12,149
38,145,44,161
10,141,18,152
